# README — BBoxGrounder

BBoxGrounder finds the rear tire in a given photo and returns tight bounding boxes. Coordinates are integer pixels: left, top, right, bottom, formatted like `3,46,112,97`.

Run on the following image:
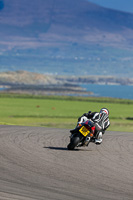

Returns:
67,137,80,150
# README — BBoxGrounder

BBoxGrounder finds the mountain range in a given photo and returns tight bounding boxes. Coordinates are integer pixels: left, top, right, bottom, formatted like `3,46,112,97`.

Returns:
1,0,133,77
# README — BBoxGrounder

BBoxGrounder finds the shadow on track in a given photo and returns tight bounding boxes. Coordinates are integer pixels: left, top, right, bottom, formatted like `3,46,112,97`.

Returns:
44,146,92,151
44,146,80,151
44,146,68,151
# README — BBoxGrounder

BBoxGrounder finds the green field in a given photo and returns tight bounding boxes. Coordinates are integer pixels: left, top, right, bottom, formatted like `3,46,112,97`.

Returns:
0,94,133,132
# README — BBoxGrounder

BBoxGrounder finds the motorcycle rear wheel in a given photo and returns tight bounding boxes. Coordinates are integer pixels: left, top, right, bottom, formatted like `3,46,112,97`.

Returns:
67,137,80,150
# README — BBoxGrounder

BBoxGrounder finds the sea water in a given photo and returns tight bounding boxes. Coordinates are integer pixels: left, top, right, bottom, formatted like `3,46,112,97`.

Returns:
0,88,5,91
80,84,133,100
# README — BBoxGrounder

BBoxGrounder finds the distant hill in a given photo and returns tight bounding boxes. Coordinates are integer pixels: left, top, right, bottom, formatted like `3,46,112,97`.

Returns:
0,71,93,96
1,70,133,86
1,0,133,77
0,71,133,96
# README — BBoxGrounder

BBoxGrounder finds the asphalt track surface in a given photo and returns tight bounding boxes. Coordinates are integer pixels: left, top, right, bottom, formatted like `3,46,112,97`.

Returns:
0,125,133,200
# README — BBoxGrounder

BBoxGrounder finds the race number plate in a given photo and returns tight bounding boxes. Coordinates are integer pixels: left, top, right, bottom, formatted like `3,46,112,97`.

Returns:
79,126,90,137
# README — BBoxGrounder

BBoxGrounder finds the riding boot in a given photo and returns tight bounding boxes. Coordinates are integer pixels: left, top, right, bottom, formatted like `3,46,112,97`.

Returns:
95,132,103,145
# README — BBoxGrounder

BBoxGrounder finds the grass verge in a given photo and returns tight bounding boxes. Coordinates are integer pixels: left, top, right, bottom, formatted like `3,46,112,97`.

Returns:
0,93,133,132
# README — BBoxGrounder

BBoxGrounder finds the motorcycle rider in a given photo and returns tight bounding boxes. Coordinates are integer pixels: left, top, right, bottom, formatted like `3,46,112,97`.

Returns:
73,108,110,145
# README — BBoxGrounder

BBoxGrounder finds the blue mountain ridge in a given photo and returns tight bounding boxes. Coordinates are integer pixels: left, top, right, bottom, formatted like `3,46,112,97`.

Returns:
0,0,133,77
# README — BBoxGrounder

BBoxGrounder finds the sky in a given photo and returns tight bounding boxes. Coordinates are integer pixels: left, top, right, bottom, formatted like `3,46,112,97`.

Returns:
88,0,133,13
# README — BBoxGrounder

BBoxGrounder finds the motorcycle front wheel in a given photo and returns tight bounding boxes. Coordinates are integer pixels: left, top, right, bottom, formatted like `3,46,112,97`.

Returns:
67,136,80,150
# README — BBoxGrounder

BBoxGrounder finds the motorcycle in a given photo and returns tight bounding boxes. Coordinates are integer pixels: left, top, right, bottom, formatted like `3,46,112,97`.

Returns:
67,118,95,150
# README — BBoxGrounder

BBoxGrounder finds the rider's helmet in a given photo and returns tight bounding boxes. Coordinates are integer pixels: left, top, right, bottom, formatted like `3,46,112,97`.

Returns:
92,108,109,122
100,108,109,116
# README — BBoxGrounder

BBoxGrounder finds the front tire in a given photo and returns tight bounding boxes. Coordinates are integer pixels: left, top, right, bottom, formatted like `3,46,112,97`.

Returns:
67,137,80,150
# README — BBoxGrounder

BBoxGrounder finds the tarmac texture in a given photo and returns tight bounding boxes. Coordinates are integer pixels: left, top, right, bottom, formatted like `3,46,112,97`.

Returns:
0,125,133,200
